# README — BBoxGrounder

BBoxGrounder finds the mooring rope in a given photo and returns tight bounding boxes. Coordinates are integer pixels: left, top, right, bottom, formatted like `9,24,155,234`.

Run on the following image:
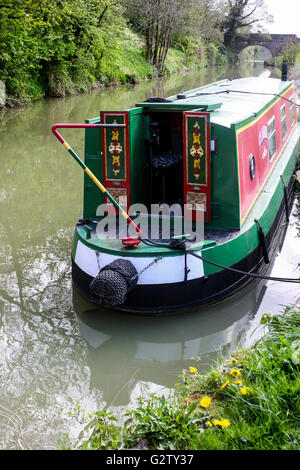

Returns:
140,238,300,284
182,89,300,108
130,256,163,281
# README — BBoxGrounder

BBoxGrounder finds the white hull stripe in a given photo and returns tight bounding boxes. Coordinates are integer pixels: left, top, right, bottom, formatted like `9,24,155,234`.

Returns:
74,240,204,285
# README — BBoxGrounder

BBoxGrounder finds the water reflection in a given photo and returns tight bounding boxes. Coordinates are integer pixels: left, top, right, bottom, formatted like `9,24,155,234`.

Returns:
0,61,299,449
0,226,102,449
73,282,265,407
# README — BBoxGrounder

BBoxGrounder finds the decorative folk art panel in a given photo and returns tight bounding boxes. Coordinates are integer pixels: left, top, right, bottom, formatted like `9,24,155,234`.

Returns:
101,111,130,211
105,187,128,208
102,113,127,182
184,112,210,221
186,116,208,186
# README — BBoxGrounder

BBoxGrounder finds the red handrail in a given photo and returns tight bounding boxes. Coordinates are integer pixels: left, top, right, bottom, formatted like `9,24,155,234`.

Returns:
52,123,126,144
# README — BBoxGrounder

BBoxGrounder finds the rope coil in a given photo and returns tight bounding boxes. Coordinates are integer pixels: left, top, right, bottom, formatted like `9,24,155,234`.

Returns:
90,258,138,305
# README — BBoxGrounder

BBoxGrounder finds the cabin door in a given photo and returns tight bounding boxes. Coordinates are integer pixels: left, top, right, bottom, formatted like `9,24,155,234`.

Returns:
183,111,211,222
100,111,130,213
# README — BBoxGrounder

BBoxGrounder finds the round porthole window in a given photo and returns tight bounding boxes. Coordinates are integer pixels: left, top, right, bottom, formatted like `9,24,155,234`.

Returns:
249,153,256,181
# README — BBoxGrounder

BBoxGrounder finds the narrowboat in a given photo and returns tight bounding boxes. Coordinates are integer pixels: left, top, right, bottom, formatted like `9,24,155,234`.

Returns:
52,75,300,314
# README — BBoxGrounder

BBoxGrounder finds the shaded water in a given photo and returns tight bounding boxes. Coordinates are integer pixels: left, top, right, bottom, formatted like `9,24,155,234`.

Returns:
0,61,299,449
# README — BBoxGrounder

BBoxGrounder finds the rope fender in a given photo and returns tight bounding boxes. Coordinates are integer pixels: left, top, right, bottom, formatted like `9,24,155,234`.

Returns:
89,256,163,305
90,258,138,306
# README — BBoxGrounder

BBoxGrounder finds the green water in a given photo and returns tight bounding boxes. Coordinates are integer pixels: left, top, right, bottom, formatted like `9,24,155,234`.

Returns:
0,62,299,449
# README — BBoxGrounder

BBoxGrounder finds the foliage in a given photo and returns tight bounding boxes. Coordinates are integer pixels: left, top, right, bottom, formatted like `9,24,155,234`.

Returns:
125,0,225,75
275,41,300,67
125,0,189,75
0,0,153,103
0,0,273,103
78,410,123,450
58,408,124,450
123,394,208,450
182,306,300,450
218,0,273,50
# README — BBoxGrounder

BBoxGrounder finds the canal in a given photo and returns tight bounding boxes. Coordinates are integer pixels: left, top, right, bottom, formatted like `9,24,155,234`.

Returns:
0,61,299,449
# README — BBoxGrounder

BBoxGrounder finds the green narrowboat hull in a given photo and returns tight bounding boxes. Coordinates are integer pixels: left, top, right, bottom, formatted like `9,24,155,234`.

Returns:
51,76,300,313
71,124,299,313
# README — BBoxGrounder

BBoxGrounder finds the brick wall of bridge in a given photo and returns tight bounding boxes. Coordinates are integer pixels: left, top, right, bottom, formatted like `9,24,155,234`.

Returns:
235,33,300,56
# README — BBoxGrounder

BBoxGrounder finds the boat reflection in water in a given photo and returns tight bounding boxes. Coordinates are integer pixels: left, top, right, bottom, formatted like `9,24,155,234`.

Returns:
73,276,268,407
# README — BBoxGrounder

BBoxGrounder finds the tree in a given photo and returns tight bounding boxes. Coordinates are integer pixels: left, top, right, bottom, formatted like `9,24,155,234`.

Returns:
218,0,273,51
125,0,191,75
0,0,126,100
171,0,224,51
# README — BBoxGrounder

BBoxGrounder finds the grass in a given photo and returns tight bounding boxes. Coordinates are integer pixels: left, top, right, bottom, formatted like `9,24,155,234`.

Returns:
98,28,155,85
164,48,194,75
189,309,300,450
62,304,300,450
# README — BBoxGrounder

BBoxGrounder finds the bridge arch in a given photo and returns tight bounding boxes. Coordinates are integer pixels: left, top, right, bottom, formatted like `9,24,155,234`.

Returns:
235,33,300,57
239,44,273,60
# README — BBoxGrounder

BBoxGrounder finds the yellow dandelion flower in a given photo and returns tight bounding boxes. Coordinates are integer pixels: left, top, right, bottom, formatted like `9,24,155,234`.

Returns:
241,387,251,395
231,357,238,363
207,420,213,427
221,380,229,389
213,419,230,429
235,380,242,385
220,419,230,429
189,366,197,374
200,396,211,408
229,369,241,377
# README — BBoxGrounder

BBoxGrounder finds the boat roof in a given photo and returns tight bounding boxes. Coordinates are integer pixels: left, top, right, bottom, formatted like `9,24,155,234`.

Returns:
135,77,293,128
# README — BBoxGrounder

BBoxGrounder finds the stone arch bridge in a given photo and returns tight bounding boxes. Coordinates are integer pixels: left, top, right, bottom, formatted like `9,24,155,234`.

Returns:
235,33,300,56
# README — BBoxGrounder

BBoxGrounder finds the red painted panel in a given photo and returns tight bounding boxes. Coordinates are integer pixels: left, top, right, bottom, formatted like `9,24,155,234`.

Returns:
238,123,260,221
101,111,130,213
183,112,211,222
238,86,296,223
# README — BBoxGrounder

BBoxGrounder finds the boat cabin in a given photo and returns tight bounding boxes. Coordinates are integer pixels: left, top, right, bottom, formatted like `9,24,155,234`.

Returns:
83,77,297,231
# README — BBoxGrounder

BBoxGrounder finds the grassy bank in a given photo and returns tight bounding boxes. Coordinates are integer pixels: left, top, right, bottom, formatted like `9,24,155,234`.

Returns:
1,27,156,107
2,33,225,108
274,44,300,69
62,304,300,450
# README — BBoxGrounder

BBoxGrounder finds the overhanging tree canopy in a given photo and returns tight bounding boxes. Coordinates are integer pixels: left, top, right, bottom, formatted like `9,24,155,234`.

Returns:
218,0,273,50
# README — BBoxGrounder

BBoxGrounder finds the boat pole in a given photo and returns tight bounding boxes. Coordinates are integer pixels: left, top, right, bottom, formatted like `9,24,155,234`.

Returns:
52,123,143,237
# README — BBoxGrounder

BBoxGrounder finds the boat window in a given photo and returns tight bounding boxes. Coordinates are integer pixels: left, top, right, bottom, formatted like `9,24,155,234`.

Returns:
289,95,295,126
267,116,277,161
249,153,256,181
280,104,287,141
